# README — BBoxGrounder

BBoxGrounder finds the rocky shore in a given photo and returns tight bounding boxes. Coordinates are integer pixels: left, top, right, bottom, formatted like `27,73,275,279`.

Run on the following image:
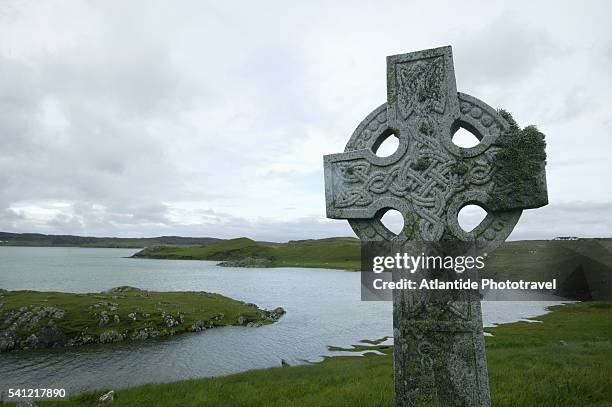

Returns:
0,287,285,353
217,257,272,268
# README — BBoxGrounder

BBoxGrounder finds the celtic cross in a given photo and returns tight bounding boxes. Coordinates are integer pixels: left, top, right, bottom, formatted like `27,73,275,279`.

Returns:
323,46,547,406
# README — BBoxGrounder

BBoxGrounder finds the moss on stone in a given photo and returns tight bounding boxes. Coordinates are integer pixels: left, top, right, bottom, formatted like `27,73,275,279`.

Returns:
489,109,547,208
402,212,420,239
451,160,469,175
419,121,435,136
411,158,430,171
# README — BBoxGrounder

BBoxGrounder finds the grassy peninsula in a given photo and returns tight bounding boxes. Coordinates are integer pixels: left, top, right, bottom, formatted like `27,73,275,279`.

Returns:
40,301,612,406
0,287,284,353
133,237,361,270
132,237,612,287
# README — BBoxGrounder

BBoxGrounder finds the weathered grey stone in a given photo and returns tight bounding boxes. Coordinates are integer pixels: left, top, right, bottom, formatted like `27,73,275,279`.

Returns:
131,329,149,340
0,331,16,352
38,322,66,348
161,311,179,328
99,330,123,343
22,334,38,349
98,311,111,327
270,307,286,320
190,320,207,332
81,335,95,344
16,400,37,407
99,390,114,403
42,306,65,319
323,46,548,406
217,257,272,267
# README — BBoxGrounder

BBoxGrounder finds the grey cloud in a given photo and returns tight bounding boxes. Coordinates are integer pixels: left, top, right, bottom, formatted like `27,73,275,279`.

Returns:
455,12,561,92
0,207,24,222
0,202,356,242
46,212,85,233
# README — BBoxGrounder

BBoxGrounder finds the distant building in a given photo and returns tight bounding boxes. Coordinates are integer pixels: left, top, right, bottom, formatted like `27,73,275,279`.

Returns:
554,236,579,240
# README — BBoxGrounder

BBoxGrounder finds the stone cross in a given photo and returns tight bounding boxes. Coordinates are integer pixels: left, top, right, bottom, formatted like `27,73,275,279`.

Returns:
323,46,547,406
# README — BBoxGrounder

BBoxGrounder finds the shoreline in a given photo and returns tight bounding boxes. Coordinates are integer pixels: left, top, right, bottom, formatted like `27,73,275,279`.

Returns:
31,300,611,406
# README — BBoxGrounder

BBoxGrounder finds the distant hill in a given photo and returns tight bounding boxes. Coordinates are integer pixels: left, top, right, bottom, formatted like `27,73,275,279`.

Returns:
0,232,222,248
132,237,361,270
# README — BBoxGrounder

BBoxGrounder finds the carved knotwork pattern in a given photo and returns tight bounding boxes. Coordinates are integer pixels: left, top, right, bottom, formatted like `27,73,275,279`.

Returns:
337,94,512,240
397,56,447,119
337,127,496,221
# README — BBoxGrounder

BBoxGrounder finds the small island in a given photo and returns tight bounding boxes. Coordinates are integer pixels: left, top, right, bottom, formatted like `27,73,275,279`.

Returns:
0,286,285,353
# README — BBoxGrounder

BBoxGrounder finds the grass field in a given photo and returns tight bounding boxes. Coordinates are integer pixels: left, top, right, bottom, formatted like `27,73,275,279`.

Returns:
38,301,612,406
133,237,362,270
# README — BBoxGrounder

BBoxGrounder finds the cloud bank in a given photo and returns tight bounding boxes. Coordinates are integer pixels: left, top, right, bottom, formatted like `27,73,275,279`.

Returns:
1,0,611,241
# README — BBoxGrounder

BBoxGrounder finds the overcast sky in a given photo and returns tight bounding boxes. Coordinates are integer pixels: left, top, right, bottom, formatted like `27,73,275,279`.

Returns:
1,0,611,241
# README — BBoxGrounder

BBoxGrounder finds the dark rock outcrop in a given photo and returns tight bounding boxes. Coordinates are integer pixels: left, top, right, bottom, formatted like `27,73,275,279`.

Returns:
217,257,272,268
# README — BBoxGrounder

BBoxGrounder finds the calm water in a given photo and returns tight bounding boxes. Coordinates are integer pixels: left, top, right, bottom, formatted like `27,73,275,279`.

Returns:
0,247,564,395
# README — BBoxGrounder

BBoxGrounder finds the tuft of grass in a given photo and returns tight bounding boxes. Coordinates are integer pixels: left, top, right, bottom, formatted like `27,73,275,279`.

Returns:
39,301,611,407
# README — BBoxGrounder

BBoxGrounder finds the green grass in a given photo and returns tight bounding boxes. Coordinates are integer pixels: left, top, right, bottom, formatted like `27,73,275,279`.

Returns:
359,336,391,345
37,301,611,407
0,287,278,351
485,301,612,406
133,237,362,270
